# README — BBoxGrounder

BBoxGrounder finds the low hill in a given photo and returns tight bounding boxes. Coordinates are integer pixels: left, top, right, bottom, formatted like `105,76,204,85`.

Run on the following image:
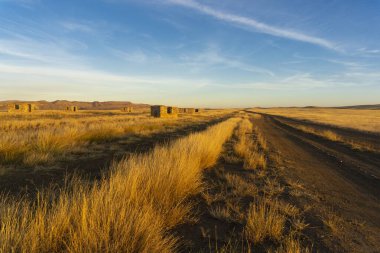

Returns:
334,104,380,110
0,100,150,111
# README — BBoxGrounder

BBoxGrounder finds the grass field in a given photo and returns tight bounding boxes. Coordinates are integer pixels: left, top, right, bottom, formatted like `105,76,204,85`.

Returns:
251,108,380,133
0,109,231,167
0,115,239,253
0,109,379,252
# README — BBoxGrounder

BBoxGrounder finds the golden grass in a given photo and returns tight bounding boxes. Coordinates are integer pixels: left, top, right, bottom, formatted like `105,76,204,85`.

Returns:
233,119,267,170
225,173,258,198
192,114,311,252
321,211,343,236
274,236,311,253
244,199,286,243
209,205,237,222
290,124,377,152
251,108,380,133
0,117,239,253
0,110,231,166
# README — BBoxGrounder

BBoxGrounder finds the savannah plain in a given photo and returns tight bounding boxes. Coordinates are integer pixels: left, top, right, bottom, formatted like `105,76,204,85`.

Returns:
0,103,379,253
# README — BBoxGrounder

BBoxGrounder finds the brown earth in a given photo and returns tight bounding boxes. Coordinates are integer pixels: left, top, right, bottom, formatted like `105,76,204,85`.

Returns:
254,113,380,252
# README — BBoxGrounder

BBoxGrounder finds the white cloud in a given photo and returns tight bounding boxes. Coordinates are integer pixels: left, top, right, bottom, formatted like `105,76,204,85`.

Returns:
60,21,94,33
180,46,274,76
0,63,211,87
166,0,339,51
0,38,84,64
110,48,150,63
358,48,380,54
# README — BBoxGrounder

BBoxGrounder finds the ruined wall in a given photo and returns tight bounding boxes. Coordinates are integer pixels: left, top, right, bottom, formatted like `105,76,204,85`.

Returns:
8,104,35,113
121,107,133,113
66,106,78,112
151,105,178,118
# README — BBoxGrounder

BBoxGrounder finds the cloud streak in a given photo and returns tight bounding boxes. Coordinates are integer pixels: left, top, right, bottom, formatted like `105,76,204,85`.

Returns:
166,0,338,51
0,63,211,87
60,21,94,33
180,46,274,76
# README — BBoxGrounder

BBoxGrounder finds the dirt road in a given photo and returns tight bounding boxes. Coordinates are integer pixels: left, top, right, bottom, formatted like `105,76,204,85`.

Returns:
254,113,380,252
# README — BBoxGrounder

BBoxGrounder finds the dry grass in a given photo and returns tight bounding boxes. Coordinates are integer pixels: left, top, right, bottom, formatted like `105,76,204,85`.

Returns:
244,152,267,170
264,178,285,197
211,238,252,253
0,110,230,166
225,173,258,198
233,119,267,170
244,199,286,243
255,127,268,151
274,236,311,253
0,117,239,253
209,205,237,223
184,113,312,252
321,211,344,236
290,124,377,152
251,108,380,133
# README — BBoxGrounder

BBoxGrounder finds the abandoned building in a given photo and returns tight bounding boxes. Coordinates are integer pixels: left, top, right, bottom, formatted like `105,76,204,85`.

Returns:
121,106,133,113
66,106,78,112
179,108,196,114
167,106,178,115
151,105,178,118
7,103,35,113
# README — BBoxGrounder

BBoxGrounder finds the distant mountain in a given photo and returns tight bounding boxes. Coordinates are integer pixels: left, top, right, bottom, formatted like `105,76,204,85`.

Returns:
334,104,380,110
0,100,150,111
255,104,380,110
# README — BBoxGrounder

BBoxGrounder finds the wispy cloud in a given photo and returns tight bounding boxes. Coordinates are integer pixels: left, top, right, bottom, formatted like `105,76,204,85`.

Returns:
60,21,94,33
0,0,40,8
180,46,274,76
0,38,85,65
0,63,211,87
213,73,361,90
358,47,380,54
166,0,339,51
292,53,369,70
110,48,158,63
354,47,380,58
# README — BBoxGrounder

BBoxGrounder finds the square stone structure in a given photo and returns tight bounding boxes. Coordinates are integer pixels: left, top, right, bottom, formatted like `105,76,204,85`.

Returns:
168,106,178,115
151,105,178,118
121,107,133,112
180,108,195,114
66,106,78,112
8,103,35,113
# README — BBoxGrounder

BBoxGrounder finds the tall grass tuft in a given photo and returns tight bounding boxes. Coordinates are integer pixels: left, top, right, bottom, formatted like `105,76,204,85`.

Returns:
244,199,286,244
234,119,267,170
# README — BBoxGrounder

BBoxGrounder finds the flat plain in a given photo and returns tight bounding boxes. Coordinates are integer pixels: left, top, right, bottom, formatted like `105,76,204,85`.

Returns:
0,108,379,253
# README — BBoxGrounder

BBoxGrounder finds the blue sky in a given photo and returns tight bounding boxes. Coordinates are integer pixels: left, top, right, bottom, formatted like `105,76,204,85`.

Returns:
0,0,379,107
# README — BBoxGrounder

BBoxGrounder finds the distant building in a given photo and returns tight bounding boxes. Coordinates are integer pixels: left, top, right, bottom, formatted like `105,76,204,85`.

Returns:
151,105,178,118
179,108,196,114
121,106,133,113
66,106,78,112
8,103,35,113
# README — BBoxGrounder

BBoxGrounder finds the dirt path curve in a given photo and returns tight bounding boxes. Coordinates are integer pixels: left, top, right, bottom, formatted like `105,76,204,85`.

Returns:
253,113,380,252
